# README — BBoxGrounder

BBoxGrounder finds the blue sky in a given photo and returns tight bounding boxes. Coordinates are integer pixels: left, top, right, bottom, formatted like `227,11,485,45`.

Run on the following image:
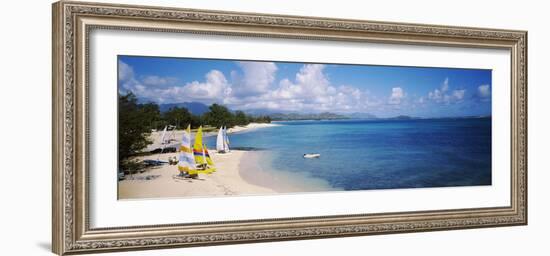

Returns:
118,55,492,118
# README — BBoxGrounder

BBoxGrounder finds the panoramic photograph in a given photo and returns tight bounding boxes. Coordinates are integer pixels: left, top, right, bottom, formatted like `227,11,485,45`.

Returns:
117,55,492,199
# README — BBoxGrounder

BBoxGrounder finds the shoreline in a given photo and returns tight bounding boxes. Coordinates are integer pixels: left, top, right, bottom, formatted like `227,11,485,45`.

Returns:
227,122,281,134
144,122,280,152
238,151,335,194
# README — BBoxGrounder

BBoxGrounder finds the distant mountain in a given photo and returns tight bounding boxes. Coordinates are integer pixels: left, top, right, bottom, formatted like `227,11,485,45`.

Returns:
346,112,378,119
449,115,492,119
269,112,349,121
158,102,210,115
387,115,415,120
243,108,283,116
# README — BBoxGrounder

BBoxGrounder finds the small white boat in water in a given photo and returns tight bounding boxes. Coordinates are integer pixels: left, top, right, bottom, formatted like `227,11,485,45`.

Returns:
303,153,320,158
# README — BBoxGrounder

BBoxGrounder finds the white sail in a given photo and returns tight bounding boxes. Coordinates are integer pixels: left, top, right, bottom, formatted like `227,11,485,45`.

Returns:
216,127,225,152
158,125,168,156
223,126,230,152
160,126,167,145
178,125,195,174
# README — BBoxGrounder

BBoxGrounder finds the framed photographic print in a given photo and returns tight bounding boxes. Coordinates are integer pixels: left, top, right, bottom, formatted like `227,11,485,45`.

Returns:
52,1,527,255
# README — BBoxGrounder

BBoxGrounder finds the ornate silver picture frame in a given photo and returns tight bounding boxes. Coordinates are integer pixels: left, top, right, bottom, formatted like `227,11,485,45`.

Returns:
52,1,527,255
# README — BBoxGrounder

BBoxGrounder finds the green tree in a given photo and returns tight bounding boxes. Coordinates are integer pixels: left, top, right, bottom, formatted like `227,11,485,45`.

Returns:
118,93,158,169
163,107,193,129
191,114,203,128
203,104,235,128
140,102,162,129
234,110,248,126
253,115,271,123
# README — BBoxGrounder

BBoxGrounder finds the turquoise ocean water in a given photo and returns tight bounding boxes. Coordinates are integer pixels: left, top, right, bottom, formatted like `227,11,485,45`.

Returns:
205,118,492,191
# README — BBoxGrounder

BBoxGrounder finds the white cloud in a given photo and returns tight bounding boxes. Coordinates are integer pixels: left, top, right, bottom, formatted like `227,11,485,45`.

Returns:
268,64,331,101
269,64,331,101
118,60,142,94
118,60,230,104
427,78,466,104
225,64,374,113
428,90,440,101
295,64,331,96
388,87,405,105
138,70,230,104
142,76,178,87
231,62,277,97
477,84,491,98
119,61,376,112
441,77,449,92
452,89,465,101
118,60,133,82
180,70,230,101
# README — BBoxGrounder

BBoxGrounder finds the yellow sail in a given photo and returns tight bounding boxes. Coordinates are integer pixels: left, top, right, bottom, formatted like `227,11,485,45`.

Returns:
204,145,214,166
203,145,216,173
193,126,205,165
190,126,214,174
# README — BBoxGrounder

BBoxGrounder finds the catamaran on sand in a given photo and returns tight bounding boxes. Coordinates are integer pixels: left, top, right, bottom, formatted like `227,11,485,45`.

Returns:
216,126,231,153
177,125,216,179
140,125,229,179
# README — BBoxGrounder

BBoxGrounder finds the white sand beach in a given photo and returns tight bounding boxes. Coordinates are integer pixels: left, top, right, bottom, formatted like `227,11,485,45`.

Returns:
118,150,276,199
227,123,280,133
